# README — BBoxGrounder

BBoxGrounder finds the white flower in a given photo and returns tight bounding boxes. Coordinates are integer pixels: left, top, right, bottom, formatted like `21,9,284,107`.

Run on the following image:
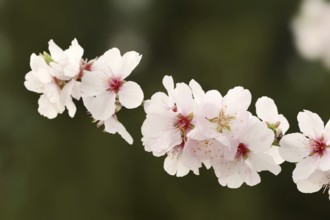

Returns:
279,110,330,183
24,53,78,119
292,0,330,67
194,86,252,159
80,48,143,144
141,76,201,176
80,48,143,121
255,96,289,164
212,116,281,188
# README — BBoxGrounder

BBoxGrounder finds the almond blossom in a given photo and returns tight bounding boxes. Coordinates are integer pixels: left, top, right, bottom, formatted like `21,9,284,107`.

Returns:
141,76,202,176
279,110,330,184
212,116,281,188
80,48,144,144
255,96,289,164
24,39,84,118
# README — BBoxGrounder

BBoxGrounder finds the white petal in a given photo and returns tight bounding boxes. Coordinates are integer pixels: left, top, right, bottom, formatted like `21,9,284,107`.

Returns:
61,80,76,117
83,92,116,120
296,178,322,193
240,163,261,187
248,153,281,175
37,94,61,119
48,39,64,62
164,147,190,177
80,71,107,96
319,151,330,171
298,110,324,139
118,51,142,79
173,83,194,114
278,114,290,134
223,86,251,115
118,81,144,109
268,145,285,164
255,96,279,123
189,79,205,102
162,75,174,95
279,133,310,162
104,116,133,144
92,48,121,76
293,156,319,182
24,71,44,93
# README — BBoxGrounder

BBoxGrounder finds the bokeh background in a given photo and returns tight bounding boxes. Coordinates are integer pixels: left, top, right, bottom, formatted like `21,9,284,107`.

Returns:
1,0,330,219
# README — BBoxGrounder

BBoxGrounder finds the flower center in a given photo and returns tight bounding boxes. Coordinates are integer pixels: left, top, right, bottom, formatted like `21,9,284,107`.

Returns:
235,143,250,159
310,137,327,157
209,109,235,132
108,77,123,93
174,113,194,134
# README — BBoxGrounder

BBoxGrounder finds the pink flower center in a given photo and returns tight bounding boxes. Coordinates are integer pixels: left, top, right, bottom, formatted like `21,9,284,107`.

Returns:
310,138,327,157
235,143,250,159
108,77,123,93
174,113,194,133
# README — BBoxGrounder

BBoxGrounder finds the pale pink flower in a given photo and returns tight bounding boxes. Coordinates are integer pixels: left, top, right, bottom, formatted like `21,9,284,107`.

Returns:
279,110,330,183
212,116,281,188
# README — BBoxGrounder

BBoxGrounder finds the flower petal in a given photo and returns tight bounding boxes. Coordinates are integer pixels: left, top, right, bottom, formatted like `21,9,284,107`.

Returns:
293,156,319,182
162,75,174,95
296,179,322,193
279,133,310,163
298,110,324,139
104,116,133,144
83,92,116,120
118,81,144,109
80,71,107,97
255,96,279,123
38,94,62,119
223,86,251,115
173,83,194,114
118,51,142,79
189,79,205,103
248,153,281,175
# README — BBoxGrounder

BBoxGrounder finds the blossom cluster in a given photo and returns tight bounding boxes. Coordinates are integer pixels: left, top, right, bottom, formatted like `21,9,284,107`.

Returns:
24,39,330,200
24,39,144,144
141,76,285,187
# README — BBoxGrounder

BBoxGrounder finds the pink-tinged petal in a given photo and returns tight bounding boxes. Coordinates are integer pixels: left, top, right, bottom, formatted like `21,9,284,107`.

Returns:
223,86,251,115
162,75,174,95
30,54,52,83
248,153,281,175
38,94,62,119
143,92,170,114
104,116,133,144
65,39,84,74
189,79,205,102
48,39,64,62
240,163,261,187
278,114,290,134
318,150,330,171
118,81,144,109
298,110,324,139
118,51,142,79
279,133,310,162
296,179,322,193
66,97,76,118
293,156,319,182
80,71,107,97
255,96,279,123
82,92,116,121
268,145,285,164
44,83,62,104
173,83,194,114
92,48,121,75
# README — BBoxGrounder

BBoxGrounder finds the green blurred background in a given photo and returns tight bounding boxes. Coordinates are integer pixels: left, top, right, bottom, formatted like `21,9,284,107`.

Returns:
1,0,330,219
